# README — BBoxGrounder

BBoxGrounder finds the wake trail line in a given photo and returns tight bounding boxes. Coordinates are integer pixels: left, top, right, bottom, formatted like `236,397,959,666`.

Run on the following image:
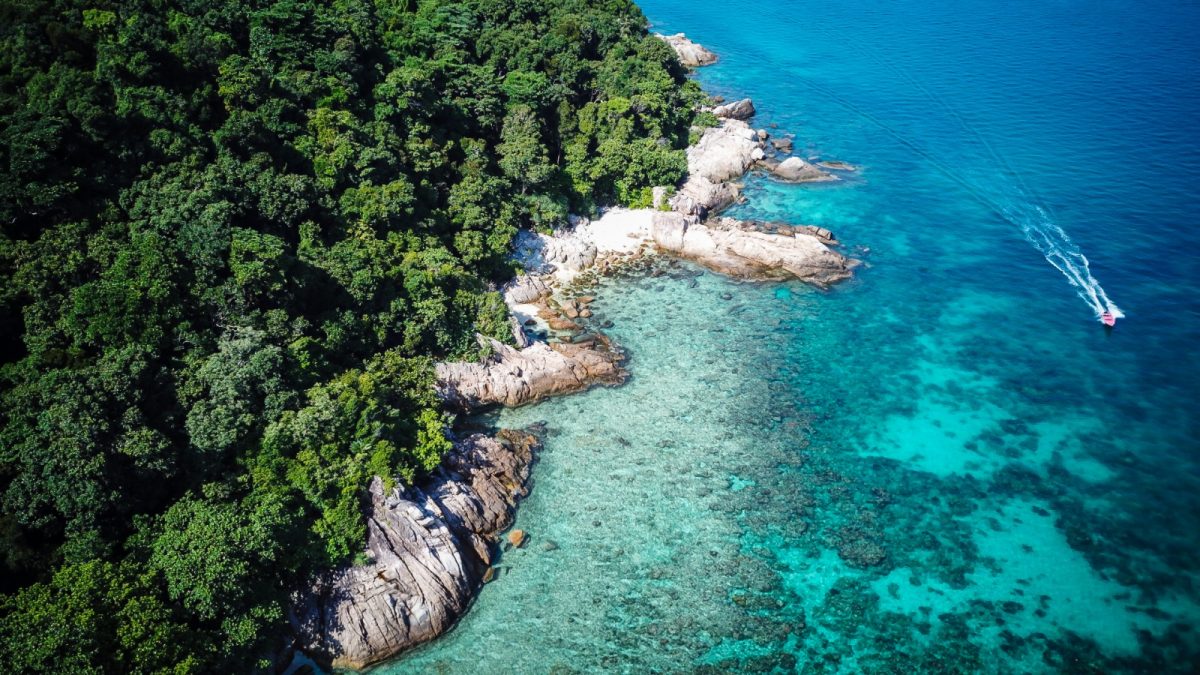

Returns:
791,71,1124,321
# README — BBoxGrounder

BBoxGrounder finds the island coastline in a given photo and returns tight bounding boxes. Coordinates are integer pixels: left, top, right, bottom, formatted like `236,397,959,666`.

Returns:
289,32,858,671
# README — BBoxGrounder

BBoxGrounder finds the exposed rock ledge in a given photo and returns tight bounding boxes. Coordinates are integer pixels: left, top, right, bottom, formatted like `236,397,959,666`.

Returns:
651,213,854,286
435,335,626,411
291,430,539,671
672,117,836,217
673,118,764,217
657,32,718,67
507,209,852,287
764,156,839,183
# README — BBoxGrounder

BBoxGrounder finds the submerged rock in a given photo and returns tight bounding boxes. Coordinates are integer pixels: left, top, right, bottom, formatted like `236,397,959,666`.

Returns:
837,538,888,568
435,335,627,410
291,430,539,670
657,33,718,67
508,529,528,548
771,137,795,154
817,160,857,171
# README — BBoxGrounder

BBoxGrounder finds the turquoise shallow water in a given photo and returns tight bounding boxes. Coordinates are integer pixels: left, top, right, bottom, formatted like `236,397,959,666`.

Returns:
383,0,1200,671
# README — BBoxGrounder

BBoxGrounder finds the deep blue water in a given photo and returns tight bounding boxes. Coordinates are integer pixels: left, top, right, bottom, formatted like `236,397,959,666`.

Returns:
381,0,1200,671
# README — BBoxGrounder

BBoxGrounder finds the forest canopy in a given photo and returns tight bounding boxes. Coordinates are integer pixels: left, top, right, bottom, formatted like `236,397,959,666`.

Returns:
0,0,703,669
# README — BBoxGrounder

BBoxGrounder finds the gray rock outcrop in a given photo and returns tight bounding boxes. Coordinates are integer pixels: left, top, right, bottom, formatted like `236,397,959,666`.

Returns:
503,274,551,304
657,33,718,67
512,228,598,276
687,120,764,183
712,98,756,120
291,430,539,670
673,119,766,216
672,176,740,217
768,156,836,183
651,185,670,209
650,212,854,287
507,315,531,348
817,160,857,171
435,336,627,411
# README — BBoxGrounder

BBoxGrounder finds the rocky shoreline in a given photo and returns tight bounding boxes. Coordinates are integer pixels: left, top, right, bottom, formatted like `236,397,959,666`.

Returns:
290,33,857,671
288,430,539,671
435,335,627,411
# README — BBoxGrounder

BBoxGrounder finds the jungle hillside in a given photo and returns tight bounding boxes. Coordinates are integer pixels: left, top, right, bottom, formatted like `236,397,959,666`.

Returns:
0,0,703,669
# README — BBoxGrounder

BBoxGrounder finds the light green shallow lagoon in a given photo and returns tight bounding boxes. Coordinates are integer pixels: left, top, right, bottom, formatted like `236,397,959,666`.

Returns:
381,258,1196,673
399,265,819,672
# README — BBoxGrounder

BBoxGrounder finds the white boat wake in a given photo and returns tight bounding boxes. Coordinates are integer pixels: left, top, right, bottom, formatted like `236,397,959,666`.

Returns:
1010,204,1124,320
791,40,1124,322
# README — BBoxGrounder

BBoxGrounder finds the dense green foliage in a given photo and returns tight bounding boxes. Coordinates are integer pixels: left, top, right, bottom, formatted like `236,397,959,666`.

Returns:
0,0,703,669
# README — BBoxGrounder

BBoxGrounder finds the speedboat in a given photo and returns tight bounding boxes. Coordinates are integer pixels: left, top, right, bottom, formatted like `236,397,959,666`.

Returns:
1101,311,1116,327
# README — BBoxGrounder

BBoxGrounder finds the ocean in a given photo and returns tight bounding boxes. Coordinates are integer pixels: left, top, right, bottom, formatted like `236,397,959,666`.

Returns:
381,0,1200,671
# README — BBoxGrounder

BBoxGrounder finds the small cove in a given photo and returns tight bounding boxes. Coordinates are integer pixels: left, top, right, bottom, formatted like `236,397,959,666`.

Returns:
396,263,822,672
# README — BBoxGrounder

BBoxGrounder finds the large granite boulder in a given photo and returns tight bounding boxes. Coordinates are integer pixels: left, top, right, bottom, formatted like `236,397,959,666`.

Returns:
768,156,836,183
686,120,765,183
657,33,718,67
435,336,627,410
650,212,854,287
512,228,598,277
712,98,756,120
671,119,766,216
503,274,551,304
290,430,539,670
672,175,740,217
